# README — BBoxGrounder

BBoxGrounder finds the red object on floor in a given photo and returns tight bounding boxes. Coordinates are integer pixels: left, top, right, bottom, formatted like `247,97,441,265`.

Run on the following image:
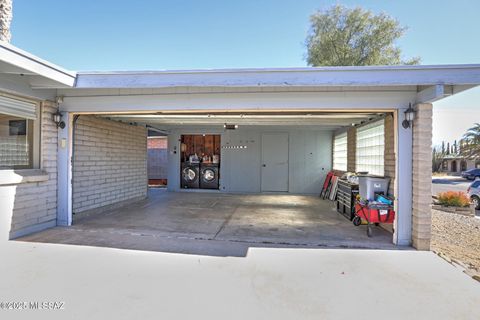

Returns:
354,203,395,224
320,171,334,198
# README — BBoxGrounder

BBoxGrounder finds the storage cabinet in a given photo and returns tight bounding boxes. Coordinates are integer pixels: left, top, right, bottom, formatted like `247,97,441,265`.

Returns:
336,179,359,220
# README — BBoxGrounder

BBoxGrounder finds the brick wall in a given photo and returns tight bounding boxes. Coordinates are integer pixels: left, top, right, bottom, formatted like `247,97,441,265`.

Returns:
384,114,396,196
147,137,167,149
347,127,356,172
72,116,147,216
411,103,433,250
8,102,58,238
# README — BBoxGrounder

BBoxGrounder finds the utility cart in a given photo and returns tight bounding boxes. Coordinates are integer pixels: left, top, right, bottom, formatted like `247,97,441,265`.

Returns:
353,201,395,237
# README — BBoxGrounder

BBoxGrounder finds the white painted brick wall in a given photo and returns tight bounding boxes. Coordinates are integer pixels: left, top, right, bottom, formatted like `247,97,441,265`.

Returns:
72,116,147,215
9,102,58,237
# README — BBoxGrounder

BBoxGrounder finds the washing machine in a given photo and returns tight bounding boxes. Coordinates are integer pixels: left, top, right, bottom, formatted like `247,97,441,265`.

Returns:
200,163,219,189
181,163,200,189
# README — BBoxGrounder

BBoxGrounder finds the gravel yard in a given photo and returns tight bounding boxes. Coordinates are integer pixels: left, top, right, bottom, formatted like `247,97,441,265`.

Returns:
431,208,480,274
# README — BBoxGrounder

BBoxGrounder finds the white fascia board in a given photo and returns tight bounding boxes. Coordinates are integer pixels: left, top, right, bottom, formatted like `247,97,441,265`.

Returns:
0,41,76,88
75,64,480,89
60,90,416,113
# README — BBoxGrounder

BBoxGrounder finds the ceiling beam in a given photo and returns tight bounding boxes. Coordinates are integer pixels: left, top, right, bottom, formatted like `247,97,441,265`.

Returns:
416,84,450,103
105,118,367,126
105,113,378,119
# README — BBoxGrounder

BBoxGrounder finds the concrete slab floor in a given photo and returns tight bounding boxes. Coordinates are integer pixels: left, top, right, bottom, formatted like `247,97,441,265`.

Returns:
18,189,400,256
0,241,478,320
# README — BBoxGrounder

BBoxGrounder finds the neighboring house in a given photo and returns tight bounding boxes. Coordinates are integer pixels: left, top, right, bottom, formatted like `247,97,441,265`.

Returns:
441,154,480,174
1,41,480,250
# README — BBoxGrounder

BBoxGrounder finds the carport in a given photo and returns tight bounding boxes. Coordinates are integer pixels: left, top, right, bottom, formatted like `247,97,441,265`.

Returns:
52,65,480,250
54,108,396,251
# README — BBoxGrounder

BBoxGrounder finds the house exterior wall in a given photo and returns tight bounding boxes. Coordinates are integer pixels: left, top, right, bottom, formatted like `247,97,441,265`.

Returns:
412,103,433,250
72,116,147,216
167,126,332,195
336,115,396,234
384,114,396,196
441,158,478,174
341,115,395,196
347,127,356,173
0,101,58,239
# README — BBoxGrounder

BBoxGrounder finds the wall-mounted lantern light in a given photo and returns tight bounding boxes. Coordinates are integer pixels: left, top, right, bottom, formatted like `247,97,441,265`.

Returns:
53,110,66,129
402,103,415,129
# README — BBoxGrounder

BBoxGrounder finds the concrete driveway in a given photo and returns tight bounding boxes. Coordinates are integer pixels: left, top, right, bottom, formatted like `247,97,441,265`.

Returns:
19,190,395,256
0,241,478,320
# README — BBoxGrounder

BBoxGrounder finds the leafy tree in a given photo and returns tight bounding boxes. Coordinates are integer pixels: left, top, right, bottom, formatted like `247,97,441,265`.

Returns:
432,147,442,172
306,5,420,66
432,144,447,173
460,123,480,158
0,0,12,42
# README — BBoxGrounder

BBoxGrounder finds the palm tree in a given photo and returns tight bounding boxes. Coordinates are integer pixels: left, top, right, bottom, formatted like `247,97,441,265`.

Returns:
0,0,12,42
460,123,480,158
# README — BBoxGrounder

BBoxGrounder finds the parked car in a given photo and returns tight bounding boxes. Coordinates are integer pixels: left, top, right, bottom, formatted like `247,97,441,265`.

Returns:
461,168,480,180
468,180,480,210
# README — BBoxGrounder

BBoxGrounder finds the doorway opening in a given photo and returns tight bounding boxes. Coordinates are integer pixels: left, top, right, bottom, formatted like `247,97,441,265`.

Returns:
147,134,168,188
451,160,457,173
180,134,221,190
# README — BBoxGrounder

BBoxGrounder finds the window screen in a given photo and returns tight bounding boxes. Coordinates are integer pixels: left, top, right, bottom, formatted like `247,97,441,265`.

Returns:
356,119,385,176
333,132,347,171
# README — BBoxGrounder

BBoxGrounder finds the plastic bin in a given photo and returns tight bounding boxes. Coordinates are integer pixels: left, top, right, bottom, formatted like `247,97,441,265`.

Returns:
358,176,390,200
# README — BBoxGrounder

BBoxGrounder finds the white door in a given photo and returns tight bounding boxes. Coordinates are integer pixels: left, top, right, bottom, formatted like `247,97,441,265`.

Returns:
261,133,289,192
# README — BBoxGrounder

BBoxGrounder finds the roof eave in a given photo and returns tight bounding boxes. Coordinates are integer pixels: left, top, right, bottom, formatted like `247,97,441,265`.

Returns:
74,65,480,89
0,41,76,88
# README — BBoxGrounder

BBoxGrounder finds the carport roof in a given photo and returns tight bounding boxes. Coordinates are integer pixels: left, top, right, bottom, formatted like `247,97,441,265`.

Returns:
1,42,480,103
75,64,480,91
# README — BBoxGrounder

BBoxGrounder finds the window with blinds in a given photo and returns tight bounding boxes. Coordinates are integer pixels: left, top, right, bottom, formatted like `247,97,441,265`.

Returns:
333,132,348,171
0,95,38,169
356,119,385,176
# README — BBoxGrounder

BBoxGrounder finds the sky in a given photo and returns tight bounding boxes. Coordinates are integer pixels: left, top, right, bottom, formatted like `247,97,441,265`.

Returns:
10,0,480,144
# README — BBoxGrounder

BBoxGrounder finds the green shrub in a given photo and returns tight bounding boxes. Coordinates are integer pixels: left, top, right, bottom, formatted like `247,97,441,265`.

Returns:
437,191,471,207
